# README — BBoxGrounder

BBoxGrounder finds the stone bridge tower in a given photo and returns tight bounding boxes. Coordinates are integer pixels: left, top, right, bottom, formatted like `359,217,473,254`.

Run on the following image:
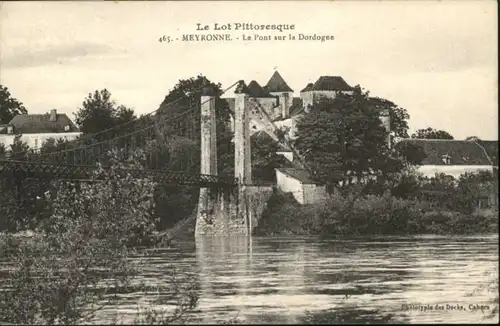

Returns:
195,82,273,237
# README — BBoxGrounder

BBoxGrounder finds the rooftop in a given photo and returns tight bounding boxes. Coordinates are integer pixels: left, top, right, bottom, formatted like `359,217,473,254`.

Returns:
309,76,353,92
264,71,294,93
301,83,314,92
9,111,79,134
276,168,323,184
396,139,493,166
477,140,498,166
247,80,275,98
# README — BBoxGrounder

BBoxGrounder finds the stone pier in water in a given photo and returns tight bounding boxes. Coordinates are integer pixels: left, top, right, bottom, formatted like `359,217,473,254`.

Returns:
195,82,273,236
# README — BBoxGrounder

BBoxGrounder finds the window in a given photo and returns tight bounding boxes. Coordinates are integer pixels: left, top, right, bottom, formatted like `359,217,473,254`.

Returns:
7,126,13,134
64,125,70,131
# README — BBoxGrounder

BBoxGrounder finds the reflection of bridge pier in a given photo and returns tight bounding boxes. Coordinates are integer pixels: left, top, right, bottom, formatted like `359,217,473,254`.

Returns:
195,82,272,237
195,237,309,324
195,236,253,323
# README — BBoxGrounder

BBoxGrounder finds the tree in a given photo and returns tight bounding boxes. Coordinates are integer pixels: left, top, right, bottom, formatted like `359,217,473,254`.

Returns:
411,127,454,140
465,136,481,141
251,132,290,183
9,135,31,161
0,151,198,324
0,85,28,124
294,86,423,193
455,171,495,213
369,96,410,139
157,75,233,176
39,137,69,154
74,89,136,136
294,86,387,188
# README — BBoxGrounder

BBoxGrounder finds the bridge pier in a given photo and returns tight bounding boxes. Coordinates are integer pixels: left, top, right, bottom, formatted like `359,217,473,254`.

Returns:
195,82,273,237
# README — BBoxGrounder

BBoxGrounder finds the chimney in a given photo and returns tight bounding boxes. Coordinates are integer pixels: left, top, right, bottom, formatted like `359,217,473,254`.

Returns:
50,109,57,122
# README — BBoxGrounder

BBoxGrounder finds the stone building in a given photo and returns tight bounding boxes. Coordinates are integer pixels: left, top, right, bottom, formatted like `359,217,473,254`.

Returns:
224,70,391,142
300,76,354,112
221,71,393,204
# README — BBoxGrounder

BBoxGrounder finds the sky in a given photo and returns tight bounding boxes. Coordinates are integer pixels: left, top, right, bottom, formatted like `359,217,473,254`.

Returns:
0,0,497,140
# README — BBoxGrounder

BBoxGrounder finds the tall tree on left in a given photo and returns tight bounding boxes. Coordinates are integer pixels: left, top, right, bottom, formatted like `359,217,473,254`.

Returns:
0,85,28,124
74,89,136,136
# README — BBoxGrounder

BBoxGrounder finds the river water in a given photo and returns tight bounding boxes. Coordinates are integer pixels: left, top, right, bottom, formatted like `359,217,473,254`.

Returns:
85,234,498,324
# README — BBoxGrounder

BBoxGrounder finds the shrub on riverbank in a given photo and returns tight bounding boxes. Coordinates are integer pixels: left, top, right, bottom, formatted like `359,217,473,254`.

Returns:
0,153,199,325
254,189,498,237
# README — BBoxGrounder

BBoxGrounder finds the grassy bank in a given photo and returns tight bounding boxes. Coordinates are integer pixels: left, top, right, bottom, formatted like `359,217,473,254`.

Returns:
254,190,499,237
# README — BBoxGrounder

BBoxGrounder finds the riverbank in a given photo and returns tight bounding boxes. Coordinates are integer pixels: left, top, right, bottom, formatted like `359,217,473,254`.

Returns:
3,191,497,243
254,190,499,237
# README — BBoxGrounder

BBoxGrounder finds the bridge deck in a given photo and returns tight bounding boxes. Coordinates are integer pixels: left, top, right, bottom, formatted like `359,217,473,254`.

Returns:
0,160,237,188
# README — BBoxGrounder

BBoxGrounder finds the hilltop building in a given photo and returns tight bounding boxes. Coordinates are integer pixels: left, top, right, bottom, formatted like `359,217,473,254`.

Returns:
0,109,81,151
223,70,391,159
395,139,497,179
221,70,392,204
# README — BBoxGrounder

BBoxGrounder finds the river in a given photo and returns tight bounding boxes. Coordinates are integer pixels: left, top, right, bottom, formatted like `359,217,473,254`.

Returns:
79,234,498,324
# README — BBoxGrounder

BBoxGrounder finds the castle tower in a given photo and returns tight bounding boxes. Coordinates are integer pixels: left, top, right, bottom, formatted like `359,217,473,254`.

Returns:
264,71,294,119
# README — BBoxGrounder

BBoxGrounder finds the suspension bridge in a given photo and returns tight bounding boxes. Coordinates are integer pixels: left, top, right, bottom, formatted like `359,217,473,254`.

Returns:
0,80,281,236
0,81,240,188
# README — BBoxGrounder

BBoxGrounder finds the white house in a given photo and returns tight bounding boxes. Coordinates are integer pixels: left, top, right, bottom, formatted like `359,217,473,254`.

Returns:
0,109,81,151
275,168,327,205
396,139,496,179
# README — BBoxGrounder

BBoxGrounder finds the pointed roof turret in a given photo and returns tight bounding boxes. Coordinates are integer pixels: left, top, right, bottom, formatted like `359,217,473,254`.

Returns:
264,71,294,93
247,80,274,98
312,76,352,91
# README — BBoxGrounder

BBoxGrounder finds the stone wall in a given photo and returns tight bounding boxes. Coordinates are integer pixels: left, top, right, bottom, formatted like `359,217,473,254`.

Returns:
254,97,279,120
240,185,274,234
300,91,314,111
302,184,327,204
195,185,273,236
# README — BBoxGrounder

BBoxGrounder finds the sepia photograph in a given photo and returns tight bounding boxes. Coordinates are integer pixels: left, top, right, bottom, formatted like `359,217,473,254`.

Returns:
0,0,498,324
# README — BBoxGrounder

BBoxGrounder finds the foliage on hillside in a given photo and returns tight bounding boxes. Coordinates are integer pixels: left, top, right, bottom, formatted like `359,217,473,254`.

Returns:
293,86,425,193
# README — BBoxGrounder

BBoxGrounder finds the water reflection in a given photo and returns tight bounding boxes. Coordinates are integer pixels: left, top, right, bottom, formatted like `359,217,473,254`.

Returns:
191,235,497,324
1,234,497,324
193,237,409,323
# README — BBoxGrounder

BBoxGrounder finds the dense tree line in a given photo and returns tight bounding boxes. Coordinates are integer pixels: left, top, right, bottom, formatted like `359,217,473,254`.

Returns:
293,86,426,194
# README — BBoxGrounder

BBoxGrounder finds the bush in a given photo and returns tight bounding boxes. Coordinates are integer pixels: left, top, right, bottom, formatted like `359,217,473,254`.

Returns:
256,189,495,237
0,151,198,325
